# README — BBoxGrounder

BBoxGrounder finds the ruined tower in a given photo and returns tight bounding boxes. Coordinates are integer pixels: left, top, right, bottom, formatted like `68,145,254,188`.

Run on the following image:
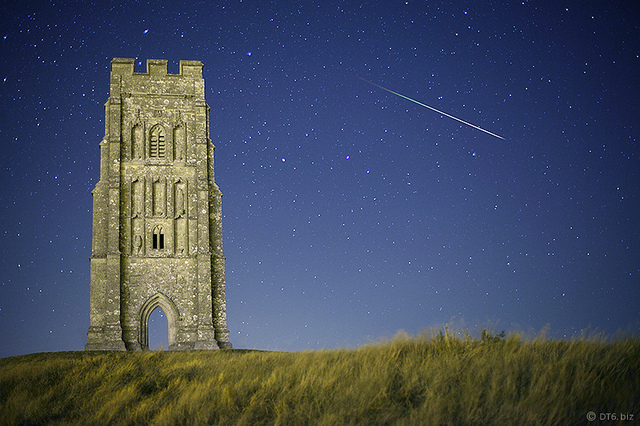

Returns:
86,58,231,351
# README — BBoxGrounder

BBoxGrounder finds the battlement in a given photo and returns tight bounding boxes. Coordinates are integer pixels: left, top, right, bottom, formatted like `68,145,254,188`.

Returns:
111,58,203,78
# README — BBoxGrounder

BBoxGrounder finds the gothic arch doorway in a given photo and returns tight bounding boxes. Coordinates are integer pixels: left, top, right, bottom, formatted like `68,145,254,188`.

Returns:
148,307,168,350
139,293,179,350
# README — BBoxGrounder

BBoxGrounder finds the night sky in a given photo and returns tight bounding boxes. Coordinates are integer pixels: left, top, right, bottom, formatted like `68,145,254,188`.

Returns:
1,1,639,358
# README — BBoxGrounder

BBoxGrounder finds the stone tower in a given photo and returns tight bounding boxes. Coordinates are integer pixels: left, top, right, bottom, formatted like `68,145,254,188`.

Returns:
85,58,231,351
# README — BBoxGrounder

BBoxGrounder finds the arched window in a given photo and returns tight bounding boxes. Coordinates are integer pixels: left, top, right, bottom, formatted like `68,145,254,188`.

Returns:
152,226,165,250
149,126,165,158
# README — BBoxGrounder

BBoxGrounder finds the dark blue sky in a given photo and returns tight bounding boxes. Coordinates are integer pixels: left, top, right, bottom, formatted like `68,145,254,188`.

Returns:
1,1,639,357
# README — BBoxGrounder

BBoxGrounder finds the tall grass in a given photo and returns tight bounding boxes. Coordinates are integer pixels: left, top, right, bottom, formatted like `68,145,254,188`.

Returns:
1,331,638,425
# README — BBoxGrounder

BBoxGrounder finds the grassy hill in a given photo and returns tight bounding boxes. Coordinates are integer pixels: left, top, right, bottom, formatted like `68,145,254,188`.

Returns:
1,331,638,425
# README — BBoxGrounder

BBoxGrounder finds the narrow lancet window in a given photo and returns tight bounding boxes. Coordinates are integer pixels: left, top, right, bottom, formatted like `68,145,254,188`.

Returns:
152,226,165,250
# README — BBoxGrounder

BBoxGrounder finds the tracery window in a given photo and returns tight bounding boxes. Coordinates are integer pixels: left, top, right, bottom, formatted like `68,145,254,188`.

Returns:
152,226,165,250
149,126,165,158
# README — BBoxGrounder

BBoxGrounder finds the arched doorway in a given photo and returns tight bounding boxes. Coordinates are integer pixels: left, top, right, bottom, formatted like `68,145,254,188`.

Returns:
139,293,179,350
148,307,168,350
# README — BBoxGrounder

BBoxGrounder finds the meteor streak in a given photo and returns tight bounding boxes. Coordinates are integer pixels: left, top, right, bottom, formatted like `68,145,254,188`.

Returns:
358,77,505,140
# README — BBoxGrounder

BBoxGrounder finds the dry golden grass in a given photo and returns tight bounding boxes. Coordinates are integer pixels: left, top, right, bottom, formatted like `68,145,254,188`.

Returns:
1,331,638,425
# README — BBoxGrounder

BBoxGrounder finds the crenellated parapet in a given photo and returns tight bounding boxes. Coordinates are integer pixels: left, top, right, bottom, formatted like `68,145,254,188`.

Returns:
110,58,203,78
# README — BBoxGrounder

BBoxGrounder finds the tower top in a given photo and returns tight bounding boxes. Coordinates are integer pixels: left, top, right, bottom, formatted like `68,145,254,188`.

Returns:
110,58,203,78
108,58,206,100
